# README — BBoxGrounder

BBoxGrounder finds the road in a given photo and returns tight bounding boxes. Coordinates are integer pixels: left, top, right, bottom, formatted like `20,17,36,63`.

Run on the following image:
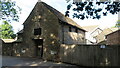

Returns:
1,55,81,68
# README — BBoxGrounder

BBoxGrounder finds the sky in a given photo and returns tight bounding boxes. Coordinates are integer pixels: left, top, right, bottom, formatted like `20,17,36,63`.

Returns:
10,0,118,33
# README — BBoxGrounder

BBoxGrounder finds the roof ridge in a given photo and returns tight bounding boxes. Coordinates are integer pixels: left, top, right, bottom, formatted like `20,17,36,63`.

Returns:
82,25,99,27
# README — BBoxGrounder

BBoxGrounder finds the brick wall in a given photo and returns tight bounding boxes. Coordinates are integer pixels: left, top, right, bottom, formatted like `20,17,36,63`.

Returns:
106,30,120,45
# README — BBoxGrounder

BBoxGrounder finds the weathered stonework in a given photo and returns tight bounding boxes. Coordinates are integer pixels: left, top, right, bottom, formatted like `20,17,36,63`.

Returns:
2,43,13,56
21,3,61,60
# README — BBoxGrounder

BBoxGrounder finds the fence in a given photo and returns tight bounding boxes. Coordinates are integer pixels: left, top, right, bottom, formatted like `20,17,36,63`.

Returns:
60,44,120,66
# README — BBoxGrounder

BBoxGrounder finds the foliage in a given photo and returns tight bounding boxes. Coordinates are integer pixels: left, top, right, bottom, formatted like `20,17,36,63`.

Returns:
115,20,120,27
0,21,16,39
65,1,120,20
0,0,21,39
0,0,21,22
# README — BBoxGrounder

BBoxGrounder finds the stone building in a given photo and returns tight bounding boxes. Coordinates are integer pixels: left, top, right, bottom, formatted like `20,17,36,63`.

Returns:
106,29,120,45
13,1,86,61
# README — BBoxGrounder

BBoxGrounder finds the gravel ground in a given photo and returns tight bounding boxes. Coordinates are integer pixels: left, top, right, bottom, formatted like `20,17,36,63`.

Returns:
1,56,82,68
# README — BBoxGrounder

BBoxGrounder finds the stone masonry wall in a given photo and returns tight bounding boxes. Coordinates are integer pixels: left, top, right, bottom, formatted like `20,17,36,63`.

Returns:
2,43,13,56
21,2,61,61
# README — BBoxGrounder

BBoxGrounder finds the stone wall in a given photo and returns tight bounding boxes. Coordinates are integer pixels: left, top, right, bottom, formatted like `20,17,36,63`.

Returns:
2,42,22,57
2,43,13,56
60,44,120,66
21,2,61,61
12,42,22,57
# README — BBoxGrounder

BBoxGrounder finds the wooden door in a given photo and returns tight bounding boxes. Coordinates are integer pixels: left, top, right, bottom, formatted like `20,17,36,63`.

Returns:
34,39,43,58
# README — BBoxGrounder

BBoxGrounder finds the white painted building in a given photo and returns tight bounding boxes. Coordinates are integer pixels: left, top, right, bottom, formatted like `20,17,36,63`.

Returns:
82,25,103,44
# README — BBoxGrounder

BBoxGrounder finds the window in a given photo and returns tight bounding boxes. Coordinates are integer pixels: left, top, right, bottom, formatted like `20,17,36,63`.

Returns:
69,27,72,32
75,28,78,33
34,28,41,35
82,37,84,40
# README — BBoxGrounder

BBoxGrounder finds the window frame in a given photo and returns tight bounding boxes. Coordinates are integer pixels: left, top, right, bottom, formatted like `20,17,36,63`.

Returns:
34,28,41,35
69,26,72,32
75,28,78,33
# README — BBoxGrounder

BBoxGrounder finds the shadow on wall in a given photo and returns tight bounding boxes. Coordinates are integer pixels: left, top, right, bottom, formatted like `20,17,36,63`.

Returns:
60,44,120,66
2,43,13,56
64,32,85,44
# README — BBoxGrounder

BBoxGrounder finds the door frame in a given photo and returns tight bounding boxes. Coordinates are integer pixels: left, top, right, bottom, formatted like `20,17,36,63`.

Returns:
33,39,43,58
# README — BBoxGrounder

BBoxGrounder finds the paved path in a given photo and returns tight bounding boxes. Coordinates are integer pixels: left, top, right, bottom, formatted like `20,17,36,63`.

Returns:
1,56,82,68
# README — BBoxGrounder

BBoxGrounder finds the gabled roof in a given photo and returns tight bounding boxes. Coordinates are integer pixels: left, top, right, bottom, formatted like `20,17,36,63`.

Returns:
98,28,119,36
94,28,119,43
82,25,100,32
106,29,120,36
95,28,113,38
17,30,23,34
109,27,119,32
37,2,86,31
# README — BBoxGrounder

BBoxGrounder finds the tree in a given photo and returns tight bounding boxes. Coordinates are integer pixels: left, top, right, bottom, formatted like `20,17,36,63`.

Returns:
65,0,120,20
0,0,21,39
0,21,16,39
115,20,120,28
0,0,21,22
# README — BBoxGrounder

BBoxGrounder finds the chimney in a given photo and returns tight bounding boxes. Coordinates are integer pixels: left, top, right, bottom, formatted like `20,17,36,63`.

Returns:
38,0,41,2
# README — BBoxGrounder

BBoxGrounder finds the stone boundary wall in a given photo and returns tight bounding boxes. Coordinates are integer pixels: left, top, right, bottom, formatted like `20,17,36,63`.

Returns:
2,43,13,56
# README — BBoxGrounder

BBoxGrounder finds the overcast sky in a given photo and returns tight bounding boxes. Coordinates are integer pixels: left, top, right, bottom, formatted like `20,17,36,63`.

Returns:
11,0,118,33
